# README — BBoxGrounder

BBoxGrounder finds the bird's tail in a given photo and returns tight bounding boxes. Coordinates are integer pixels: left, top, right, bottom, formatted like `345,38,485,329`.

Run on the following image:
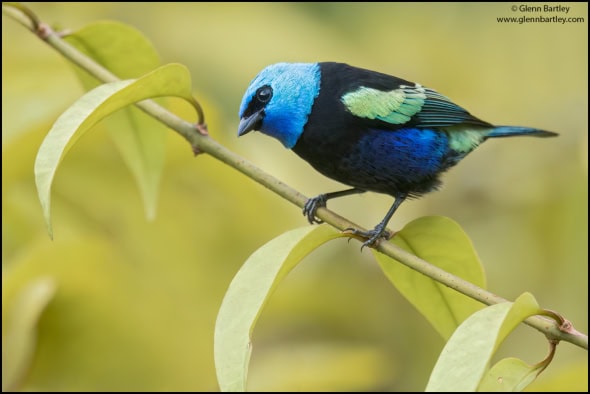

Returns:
487,126,558,138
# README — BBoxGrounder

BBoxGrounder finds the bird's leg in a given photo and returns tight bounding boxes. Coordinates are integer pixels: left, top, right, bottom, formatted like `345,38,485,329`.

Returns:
347,193,408,249
303,188,365,224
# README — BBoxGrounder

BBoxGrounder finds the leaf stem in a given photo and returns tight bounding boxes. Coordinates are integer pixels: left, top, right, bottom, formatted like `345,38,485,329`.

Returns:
3,3,587,351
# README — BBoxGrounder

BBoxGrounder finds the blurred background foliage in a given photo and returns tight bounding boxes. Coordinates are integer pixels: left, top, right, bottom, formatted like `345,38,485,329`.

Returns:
2,2,587,391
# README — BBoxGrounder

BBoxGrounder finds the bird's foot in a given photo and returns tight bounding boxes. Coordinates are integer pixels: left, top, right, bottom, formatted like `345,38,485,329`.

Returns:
303,194,327,224
344,224,392,250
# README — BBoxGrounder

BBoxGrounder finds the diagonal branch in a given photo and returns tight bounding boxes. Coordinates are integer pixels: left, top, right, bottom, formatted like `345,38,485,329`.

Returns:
3,3,587,351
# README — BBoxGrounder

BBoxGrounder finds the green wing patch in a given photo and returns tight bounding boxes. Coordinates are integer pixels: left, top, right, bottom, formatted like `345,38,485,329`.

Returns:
342,84,426,124
342,83,492,130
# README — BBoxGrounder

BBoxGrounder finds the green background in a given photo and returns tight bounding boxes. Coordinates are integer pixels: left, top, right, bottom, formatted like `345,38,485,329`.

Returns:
3,3,587,391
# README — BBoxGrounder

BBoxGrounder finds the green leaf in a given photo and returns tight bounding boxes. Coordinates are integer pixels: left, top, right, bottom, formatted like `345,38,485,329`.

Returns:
372,216,486,339
425,292,543,392
214,225,345,392
64,21,166,222
34,63,195,238
2,277,57,391
64,21,162,83
478,357,544,392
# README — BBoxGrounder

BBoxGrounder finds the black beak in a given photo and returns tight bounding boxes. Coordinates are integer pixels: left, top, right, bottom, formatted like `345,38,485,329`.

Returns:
238,109,264,137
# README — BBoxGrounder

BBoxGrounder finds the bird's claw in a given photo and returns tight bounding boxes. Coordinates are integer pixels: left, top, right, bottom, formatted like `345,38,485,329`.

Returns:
303,194,327,224
344,226,392,250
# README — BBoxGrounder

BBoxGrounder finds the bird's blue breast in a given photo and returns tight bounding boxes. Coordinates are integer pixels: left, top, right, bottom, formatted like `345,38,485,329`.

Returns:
337,128,450,194
367,128,447,176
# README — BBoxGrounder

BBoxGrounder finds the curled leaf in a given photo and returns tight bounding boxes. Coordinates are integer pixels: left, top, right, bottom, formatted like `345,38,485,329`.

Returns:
426,292,544,392
372,216,486,339
214,225,345,392
35,63,196,238
2,277,57,391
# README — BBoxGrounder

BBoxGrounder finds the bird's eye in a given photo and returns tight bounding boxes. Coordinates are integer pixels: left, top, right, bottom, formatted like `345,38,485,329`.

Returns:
256,86,273,104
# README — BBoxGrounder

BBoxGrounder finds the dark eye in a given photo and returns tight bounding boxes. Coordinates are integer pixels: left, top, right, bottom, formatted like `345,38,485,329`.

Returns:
256,85,273,103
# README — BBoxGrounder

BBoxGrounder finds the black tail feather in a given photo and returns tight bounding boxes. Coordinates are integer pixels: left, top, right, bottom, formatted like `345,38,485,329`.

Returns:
487,126,558,138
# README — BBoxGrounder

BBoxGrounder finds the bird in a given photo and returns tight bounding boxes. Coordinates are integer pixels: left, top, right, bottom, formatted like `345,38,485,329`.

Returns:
237,62,557,248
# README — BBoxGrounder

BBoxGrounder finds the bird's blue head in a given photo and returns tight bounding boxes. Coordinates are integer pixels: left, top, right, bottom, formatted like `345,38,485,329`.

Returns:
238,63,321,149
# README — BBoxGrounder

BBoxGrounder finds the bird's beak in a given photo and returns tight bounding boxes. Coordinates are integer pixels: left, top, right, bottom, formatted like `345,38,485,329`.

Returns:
238,109,264,137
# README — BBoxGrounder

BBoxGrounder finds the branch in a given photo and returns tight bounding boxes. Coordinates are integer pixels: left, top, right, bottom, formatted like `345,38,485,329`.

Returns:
3,3,587,351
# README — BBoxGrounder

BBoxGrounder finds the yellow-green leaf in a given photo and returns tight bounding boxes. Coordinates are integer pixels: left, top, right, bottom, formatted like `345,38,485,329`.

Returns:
426,293,543,392
64,21,162,83
372,216,486,339
214,225,345,392
478,357,544,392
34,63,195,238
2,277,56,391
65,22,165,220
